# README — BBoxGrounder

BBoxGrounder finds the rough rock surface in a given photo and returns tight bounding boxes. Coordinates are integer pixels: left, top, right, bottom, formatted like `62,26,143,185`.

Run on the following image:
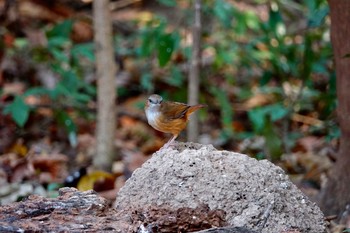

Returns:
115,143,326,233
0,188,231,232
0,187,127,232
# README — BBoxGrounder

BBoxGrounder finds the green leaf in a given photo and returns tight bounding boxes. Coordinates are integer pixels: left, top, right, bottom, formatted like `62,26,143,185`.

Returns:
267,104,289,121
248,107,266,132
140,29,154,56
255,152,266,160
248,103,289,133
157,0,177,7
54,83,71,97
55,110,77,147
301,34,314,80
326,123,340,141
262,118,283,160
4,96,30,127
47,183,63,191
157,33,175,67
268,7,283,32
71,43,95,62
308,6,329,28
167,66,184,87
50,47,69,63
267,6,285,37
260,71,273,86
46,19,74,39
63,71,79,90
214,0,234,28
304,0,318,12
141,73,153,91
14,38,29,49
71,92,92,103
210,86,234,137
47,37,71,48
68,131,78,148
234,12,248,35
24,87,50,96
245,11,260,30
81,82,97,96
139,22,166,57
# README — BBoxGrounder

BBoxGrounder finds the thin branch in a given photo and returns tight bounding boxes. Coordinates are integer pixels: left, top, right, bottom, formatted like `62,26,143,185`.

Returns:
93,0,117,171
187,0,202,142
281,77,307,154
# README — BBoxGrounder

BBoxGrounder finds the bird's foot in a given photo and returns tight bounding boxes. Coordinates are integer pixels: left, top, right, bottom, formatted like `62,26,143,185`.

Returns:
162,140,177,149
160,135,178,150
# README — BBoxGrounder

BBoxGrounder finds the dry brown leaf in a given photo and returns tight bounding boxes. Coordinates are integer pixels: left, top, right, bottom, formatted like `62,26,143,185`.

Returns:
2,82,26,96
295,136,324,153
19,1,64,22
291,113,324,127
9,138,28,156
10,160,35,183
3,33,16,48
120,115,137,128
98,188,119,201
243,93,275,109
141,138,164,154
75,134,96,165
77,170,115,192
281,151,332,184
72,20,93,43
232,121,245,132
30,153,69,183
0,153,31,182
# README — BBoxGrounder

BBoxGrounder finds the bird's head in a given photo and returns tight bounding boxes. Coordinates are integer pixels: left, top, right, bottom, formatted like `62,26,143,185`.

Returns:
146,94,163,109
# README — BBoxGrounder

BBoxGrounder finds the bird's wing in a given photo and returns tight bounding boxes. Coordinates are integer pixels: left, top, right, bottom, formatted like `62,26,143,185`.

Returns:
160,101,191,120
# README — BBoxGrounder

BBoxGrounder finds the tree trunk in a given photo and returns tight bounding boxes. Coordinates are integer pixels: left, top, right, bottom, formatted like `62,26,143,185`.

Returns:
93,0,117,171
187,0,202,142
318,0,350,216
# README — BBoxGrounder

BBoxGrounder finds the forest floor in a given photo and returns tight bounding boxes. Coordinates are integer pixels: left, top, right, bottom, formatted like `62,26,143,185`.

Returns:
0,0,345,232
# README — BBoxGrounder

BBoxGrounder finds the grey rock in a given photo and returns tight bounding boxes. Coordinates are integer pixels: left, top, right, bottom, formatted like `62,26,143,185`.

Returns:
115,142,326,233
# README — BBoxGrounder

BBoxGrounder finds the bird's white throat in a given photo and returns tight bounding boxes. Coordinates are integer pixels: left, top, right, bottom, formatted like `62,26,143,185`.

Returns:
145,105,160,128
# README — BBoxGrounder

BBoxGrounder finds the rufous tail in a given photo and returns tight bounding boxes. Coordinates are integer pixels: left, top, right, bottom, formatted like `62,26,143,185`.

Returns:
186,104,207,116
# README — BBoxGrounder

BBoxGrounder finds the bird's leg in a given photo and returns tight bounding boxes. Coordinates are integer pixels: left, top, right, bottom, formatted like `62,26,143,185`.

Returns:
163,134,178,148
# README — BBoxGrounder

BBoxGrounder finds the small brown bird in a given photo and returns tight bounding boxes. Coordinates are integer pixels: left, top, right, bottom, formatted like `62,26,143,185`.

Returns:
145,94,206,147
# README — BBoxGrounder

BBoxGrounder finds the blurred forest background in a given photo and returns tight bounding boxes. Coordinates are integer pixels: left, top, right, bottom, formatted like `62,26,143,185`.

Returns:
0,0,349,231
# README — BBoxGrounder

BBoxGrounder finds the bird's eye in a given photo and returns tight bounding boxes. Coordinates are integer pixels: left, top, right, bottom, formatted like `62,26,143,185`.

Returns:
148,96,162,104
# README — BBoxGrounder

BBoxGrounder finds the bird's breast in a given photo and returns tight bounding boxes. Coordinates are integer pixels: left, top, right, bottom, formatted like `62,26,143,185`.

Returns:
145,108,161,129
